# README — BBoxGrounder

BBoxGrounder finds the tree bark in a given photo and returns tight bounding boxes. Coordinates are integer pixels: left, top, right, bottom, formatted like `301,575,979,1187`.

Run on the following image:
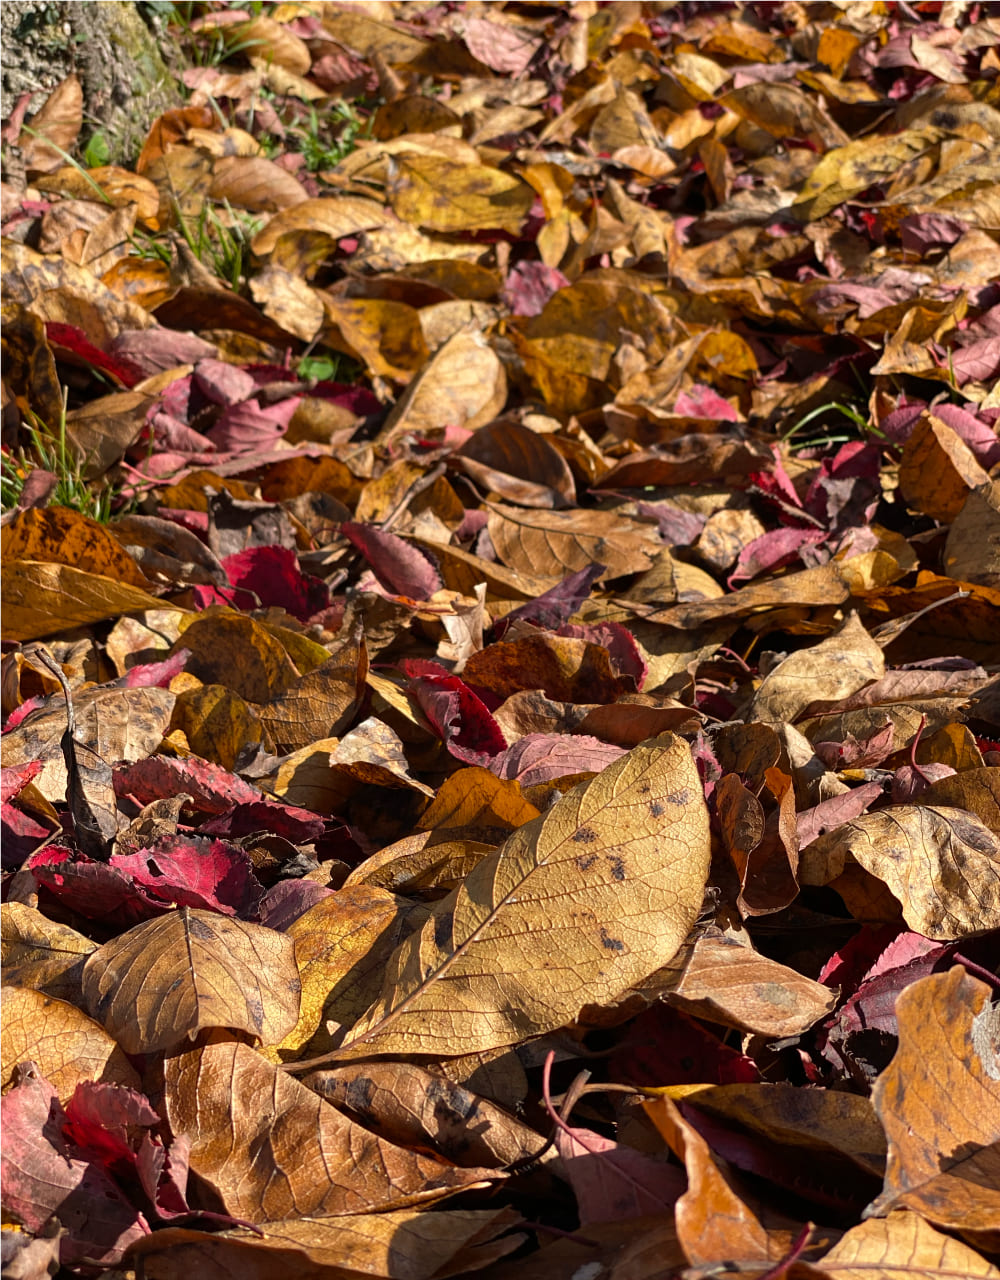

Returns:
1,1,181,163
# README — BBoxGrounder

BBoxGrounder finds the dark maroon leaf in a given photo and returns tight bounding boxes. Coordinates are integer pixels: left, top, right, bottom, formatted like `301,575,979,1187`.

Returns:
258,879,337,931
493,565,605,639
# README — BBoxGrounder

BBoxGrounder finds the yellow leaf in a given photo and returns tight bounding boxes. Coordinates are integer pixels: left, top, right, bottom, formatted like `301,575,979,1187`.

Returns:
309,734,710,1060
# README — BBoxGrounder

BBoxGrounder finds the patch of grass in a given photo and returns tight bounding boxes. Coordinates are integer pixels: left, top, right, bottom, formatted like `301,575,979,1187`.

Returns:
298,102,370,172
173,199,264,290
781,400,886,453
1,400,129,524
298,351,362,384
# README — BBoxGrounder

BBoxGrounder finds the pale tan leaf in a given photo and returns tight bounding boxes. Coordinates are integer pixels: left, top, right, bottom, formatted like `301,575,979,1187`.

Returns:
1,684,176,803
487,503,661,582
751,612,885,725
378,329,507,441
799,806,1000,939
82,909,301,1054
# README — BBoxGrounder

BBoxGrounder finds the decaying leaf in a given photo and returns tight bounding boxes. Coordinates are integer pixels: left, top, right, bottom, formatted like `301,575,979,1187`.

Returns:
866,967,1000,1231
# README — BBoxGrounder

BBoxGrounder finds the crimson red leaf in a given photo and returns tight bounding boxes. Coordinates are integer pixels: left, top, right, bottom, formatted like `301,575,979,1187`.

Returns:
45,322,144,388
210,544,330,622
114,756,265,814
408,673,507,766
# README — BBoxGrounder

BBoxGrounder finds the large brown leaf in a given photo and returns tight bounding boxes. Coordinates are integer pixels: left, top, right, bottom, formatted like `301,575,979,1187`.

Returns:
298,733,710,1062
81,909,301,1054
164,1038,499,1221
866,967,1000,1232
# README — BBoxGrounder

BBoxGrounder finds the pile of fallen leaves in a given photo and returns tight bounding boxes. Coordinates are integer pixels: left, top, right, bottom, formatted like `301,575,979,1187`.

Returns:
2,1,1000,1277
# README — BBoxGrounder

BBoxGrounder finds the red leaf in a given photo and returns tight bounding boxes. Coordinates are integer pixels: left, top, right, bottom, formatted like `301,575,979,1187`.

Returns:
493,565,604,638
216,544,331,622
45,322,144,388
111,835,264,918
342,522,444,601
554,1123,686,1225
0,1066,150,1267
502,261,570,317
488,733,625,785
407,673,507,766
611,1005,760,1089
114,756,265,814
1,760,43,803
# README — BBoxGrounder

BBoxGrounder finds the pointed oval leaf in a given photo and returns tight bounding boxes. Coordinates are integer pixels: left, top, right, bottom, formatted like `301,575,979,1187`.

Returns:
81,909,301,1054
321,734,710,1060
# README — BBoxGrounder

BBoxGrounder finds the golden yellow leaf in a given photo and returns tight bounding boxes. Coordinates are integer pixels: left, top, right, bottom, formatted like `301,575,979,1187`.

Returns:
386,154,534,234
82,909,301,1054
308,733,710,1061
1,986,139,1104
266,886,428,1064
171,610,298,705
250,196,387,257
794,129,941,220
1,561,166,643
